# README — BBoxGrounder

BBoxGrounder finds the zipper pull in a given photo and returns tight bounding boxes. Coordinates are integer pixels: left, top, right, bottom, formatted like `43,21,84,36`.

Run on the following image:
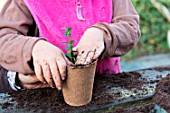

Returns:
76,2,85,20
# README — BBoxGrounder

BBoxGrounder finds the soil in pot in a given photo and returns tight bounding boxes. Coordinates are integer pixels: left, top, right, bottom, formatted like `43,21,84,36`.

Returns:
153,74,170,113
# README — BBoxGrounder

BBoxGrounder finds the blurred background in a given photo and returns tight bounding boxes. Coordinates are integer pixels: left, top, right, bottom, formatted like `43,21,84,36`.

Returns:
0,0,170,71
121,0,170,71
122,0,170,61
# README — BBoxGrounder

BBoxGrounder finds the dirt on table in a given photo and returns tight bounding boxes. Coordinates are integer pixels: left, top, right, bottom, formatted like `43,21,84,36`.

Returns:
6,71,144,113
4,66,170,113
111,103,156,113
146,66,170,71
1,102,13,109
153,74,170,113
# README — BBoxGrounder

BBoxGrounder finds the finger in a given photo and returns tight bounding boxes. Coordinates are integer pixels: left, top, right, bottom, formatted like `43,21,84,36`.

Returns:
93,47,104,60
34,60,46,83
72,47,78,57
56,57,67,80
37,83,50,89
49,60,62,90
75,50,88,65
84,51,95,64
18,74,40,84
72,46,78,51
64,56,73,65
41,61,55,88
24,82,50,89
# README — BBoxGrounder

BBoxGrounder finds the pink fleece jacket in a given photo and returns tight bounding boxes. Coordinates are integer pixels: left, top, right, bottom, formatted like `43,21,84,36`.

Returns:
23,0,120,75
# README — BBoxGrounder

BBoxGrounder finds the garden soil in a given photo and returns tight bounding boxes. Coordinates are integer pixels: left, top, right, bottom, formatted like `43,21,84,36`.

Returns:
110,103,156,113
153,74,170,113
6,71,143,113
1,66,170,113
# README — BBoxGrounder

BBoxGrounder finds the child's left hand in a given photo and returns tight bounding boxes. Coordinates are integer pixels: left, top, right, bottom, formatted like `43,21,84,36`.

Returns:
18,73,50,89
73,28,105,64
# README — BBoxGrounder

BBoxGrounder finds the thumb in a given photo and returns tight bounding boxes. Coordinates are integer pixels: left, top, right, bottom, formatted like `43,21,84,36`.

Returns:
93,48,103,60
24,82,50,89
72,46,78,58
72,46,78,51
18,73,40,84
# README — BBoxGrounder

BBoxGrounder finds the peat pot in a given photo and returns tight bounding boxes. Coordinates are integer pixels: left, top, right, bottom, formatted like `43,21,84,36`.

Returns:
62,60,97,106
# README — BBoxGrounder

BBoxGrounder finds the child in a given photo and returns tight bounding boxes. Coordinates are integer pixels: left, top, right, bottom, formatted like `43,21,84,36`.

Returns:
0,0,140,92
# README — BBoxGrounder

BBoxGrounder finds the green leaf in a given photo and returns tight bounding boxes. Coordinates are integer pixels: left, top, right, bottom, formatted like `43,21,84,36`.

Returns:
67,27,72,31
68,43,73,48
66,32,71,36
65,47,70,50
70,40,74,44
66,53,71,58
73,57,76,63
63,33,68,37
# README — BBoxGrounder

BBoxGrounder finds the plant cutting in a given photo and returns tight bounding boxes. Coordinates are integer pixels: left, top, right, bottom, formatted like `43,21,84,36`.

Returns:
62,27,76,64
62,27,98,106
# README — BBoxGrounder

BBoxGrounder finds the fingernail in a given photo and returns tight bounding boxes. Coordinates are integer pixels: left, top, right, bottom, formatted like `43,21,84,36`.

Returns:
84,61,88,64
43,82,46,84
62,77,65,80
58,87,62,90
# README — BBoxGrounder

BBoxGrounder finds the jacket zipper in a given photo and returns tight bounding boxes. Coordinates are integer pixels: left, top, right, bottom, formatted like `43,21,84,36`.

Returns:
76,0,85,20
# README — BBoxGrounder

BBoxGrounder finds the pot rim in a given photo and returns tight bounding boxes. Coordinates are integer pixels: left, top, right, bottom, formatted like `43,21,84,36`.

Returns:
67,59,98,68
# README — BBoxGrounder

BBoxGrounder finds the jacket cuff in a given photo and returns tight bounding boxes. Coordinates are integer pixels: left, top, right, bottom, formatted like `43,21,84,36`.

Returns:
90,22,118,59
0,66,13,93
7,71,23,91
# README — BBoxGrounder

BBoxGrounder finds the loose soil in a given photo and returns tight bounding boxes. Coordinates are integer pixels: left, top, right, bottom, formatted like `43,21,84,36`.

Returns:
153,74,170,113
3,67,170,113
6,71,143,113
146,66,170,71
1,102,13,109
111,103,156,113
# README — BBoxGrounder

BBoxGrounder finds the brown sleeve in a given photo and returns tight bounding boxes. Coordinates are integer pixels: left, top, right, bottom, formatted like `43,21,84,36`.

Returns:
0,0,43,74
92,0,141,59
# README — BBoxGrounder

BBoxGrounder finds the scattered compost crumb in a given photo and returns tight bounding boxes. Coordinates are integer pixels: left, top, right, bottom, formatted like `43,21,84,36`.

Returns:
124,104,156,113
109,103,156,113
153,74,170,113
146,66,170,71
0,102,13,109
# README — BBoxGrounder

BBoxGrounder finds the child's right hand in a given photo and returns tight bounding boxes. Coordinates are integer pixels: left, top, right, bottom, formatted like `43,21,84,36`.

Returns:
32,40,72,90
73,28,104,65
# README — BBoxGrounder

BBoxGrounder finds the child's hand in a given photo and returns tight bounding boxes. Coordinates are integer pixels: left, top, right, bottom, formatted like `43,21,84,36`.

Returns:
18,73,50,89
73,28,104,64
32,40,72,90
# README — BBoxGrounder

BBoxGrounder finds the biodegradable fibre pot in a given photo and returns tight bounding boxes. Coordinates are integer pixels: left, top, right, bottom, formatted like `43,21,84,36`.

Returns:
62,60,97,106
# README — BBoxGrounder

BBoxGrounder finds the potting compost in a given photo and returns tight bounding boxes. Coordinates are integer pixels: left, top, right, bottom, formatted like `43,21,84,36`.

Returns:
153,74,170,113
0,66,170,113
